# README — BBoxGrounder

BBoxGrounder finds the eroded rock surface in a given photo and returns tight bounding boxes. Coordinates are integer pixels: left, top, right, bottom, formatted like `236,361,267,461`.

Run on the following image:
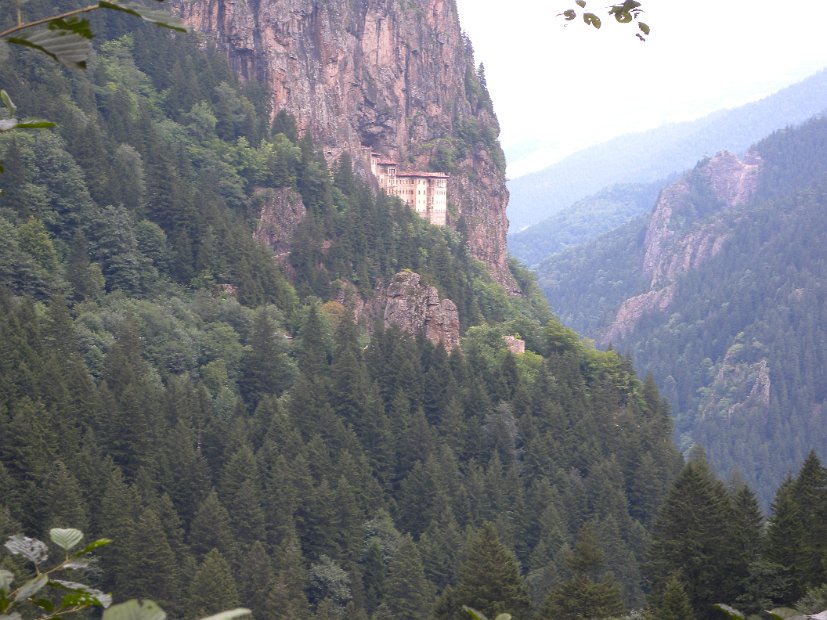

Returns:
382,270,459,351
252,187,306,260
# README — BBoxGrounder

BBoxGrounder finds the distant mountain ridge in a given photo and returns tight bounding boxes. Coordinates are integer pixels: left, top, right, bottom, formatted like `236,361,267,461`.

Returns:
507,68,827,232
536,114,827,505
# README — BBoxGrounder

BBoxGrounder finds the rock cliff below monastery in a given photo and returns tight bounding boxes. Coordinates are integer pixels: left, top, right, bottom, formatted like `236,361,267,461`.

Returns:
252,187,306,261
383,270,459,350
174,0,514,289
601,151,762,345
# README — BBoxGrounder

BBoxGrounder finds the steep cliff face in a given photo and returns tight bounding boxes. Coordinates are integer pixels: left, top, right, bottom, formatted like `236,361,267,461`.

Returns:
174,0,514,289
601,151,762,345
383,270,460,350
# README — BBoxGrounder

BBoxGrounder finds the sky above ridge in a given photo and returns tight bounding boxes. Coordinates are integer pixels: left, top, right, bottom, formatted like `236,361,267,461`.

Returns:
455,0,827,178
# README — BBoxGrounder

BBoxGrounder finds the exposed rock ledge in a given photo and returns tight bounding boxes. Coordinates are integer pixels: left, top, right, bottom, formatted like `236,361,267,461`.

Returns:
601,285,674,346
383,271,460,351
252,187,306,261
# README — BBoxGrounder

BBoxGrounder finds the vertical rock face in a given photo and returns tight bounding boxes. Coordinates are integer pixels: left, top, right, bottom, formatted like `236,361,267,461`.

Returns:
174,0,514,289
383,270,460,350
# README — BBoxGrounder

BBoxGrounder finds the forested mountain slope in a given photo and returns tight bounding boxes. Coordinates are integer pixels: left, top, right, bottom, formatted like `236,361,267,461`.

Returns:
507,68,827,232
538,114,827,506
509,180,666,267
0,10,685,619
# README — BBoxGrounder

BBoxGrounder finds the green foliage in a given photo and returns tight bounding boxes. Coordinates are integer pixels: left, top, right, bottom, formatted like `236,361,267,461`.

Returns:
540,114,827,508
0,9,691,620
558,0,649,40
1,528,112,618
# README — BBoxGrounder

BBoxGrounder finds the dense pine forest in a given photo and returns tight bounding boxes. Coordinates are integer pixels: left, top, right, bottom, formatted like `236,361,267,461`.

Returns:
2,5,827,620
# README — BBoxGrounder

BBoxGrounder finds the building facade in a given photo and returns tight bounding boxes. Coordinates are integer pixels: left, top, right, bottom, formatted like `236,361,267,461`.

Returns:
369,153,448,226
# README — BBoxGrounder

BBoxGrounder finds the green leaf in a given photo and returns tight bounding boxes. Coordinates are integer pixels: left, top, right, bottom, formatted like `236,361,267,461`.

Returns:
638,21,650,35
96,2,188,32
7,28,92,69
713,603,745,619
583,12,602,28
50,528,84,552
13,119,54,129
13,575,48,602
48,18,94,39
561,9,577,21
575,0,586,6
5,535,49,564
102,599,167,620
74,538,113,556
0,90,15,115
462,607,488,620
50,580,112,608
198,610,253,620
0,570,12,592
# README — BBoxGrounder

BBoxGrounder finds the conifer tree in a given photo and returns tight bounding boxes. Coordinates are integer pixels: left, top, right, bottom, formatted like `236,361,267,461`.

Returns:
765,477,808,602
187,548,240,620
647,574,695,620
646,455,736,616
267,526,311,618
541,523,625,620
239,307,294,408
790,451,827,588
189,489,237,563
436,522,530,620
384,535,434,620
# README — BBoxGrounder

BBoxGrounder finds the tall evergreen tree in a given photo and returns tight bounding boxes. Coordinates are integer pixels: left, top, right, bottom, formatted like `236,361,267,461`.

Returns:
646,456,736,617
383,535,434,620
541,523,625,620
434,522,530,620
187,548,240,620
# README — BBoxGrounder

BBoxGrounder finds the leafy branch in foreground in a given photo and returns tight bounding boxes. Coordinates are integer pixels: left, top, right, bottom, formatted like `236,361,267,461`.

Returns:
0,0,186,70
558,0,650,41
1,527,114,618
1,529,251,620
0,89,55,175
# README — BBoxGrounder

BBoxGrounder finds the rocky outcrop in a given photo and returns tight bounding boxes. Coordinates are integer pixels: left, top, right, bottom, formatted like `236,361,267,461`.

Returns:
643,151,761,287
601,151,762,345
174,0,515,289
603,285,674,345
252,187,306,260
382,270,459,350
698,342,771,421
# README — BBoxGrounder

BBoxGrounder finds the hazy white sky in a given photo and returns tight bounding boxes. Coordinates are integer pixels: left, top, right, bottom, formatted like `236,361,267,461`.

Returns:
455,0,827,178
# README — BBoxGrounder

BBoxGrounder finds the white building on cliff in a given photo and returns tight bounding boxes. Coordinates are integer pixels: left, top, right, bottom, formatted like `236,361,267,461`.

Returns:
369,152,448,226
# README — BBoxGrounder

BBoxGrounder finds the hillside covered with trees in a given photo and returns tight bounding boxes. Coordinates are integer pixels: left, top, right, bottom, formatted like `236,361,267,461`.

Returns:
3,4,827,620
0,11,689,619
536,113,827,508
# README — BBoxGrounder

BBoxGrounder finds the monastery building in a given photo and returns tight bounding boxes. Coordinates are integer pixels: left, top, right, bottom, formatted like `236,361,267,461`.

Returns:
369,152,448,226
